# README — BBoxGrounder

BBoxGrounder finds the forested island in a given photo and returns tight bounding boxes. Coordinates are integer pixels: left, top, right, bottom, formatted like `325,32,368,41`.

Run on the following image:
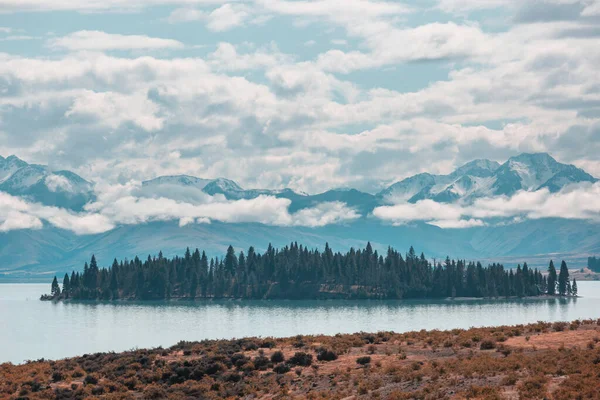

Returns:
41,243,577,301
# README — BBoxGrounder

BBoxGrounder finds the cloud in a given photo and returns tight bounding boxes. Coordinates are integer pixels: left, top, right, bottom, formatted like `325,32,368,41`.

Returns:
168,4,251,31
207,42,292,71
45,174,73,192
206,4,251,31
291,201,360,226
65,90,164,131
167,7,206,23
430,219,486,229
0,182,361,235
0,0,599,197
47,31,185,51
373,183,600,228
0,210,43,232
0,192,114,234
0,0,230,13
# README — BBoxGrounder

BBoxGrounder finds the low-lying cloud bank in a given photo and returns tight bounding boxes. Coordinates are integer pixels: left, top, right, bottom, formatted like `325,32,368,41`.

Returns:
0,182,360,235
2,182,600,235
373,182,600,228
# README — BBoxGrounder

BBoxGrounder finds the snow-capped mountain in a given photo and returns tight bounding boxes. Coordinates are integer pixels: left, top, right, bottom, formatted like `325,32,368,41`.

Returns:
0,155,94,210
0,155,28,183
1,152,599,278
490,153,596,196
141,175,308,202
378,153,596,204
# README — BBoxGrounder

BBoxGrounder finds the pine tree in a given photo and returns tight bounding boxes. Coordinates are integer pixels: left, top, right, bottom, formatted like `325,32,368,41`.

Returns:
572,279,578,297
225,245,237,275
62,273,70,298
547,260,557,295
51,276,60,297
558,260,570,296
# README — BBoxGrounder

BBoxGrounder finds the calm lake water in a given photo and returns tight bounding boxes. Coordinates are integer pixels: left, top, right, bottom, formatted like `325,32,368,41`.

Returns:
2,282,600,364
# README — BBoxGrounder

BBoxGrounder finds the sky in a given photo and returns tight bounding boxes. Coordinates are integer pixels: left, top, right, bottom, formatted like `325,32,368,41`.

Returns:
0,0,598,194
1,0,600,234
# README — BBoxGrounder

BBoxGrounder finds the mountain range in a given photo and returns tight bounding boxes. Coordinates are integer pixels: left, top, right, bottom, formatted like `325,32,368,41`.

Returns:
0,155,94,210
0,152,598,280
140,152,596,212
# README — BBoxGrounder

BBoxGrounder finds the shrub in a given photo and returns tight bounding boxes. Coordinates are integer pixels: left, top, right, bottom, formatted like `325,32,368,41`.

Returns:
52,371,64,382
142,384,168,400
480,340,496,350
271,351,285,363
317,348,338,362
552,322,568,332
253,355,270,369
260,340,276,349
356,356,371,365
289,352,313,367
84,374,99,385
518,375,548,399
273,363,291,374
244,342,259,351
91,385,105,395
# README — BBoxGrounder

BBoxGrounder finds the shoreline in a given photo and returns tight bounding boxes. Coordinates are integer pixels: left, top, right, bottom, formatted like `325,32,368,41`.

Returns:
40,293,581,302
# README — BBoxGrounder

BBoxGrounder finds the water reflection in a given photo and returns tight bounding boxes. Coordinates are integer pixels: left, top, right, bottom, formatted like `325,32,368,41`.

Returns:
0,282,596,364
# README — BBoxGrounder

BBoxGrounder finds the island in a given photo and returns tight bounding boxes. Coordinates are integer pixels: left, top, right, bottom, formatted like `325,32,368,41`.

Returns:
41,243,577,301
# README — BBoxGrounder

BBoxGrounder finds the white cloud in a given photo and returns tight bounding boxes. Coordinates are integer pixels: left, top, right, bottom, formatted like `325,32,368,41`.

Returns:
581,0,600,15
0,0,230,13
47,31,185,51
0,192,114,234
0,181,361,234
208,42,292,71
65,90,164,131
45,174,73,192
373,183,600,228
0,211,43,232
430,219,486,229
168,4,251,31
167,7,206,23
206,4,251,31
0,0,599,197
292,201,360,226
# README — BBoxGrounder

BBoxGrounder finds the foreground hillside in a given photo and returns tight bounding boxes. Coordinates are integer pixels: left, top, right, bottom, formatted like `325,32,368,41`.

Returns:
3,319,600,399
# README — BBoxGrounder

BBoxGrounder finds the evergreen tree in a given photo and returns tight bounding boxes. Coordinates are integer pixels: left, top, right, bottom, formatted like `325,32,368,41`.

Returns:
225,245,237,275
62,273,70,298
547,260,557,295
51,276,60,297
572,279,578,297
558,260,570,296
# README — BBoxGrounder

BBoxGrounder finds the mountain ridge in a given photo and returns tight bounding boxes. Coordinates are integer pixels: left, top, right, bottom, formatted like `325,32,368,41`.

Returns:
2,153,596,211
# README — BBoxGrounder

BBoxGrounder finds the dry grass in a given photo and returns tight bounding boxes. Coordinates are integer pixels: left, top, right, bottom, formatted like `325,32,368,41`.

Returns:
2,319,600,399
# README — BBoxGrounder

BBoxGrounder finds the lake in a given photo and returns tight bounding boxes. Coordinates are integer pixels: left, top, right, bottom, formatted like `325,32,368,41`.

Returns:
1,282,600,364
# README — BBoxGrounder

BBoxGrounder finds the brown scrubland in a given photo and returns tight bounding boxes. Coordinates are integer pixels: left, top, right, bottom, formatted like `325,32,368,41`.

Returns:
3,319,600,399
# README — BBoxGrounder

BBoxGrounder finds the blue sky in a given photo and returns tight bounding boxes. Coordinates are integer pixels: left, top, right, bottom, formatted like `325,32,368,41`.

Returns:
0,0,599,196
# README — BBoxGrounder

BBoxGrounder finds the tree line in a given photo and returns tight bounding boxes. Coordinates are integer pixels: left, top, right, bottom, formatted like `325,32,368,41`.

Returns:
588,256,600,273
42,243,577,301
